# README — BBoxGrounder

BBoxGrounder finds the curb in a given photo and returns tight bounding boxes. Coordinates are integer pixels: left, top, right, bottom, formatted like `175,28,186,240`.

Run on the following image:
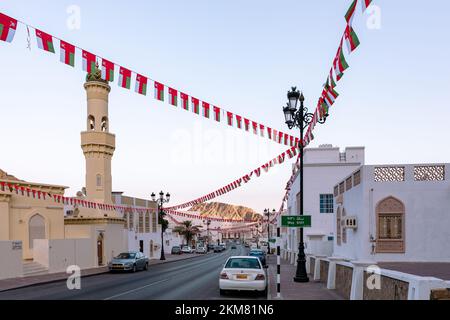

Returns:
0,253,212,293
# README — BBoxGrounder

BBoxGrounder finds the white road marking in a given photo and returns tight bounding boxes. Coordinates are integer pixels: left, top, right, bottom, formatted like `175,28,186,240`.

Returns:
103,278,170,300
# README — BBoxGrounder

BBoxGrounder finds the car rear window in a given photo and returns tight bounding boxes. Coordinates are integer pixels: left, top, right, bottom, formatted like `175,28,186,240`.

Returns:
225,258,261,269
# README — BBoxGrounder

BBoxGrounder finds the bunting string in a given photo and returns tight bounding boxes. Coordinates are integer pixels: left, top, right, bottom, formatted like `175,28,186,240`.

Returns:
0,11,298,148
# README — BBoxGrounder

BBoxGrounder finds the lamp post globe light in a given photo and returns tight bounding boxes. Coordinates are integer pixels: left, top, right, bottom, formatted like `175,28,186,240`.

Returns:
283,87,328,283
151,191,170,261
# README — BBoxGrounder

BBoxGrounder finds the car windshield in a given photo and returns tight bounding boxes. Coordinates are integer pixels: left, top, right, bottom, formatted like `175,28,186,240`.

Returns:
116,253,135,259
225,258,261,269
249,250,264,255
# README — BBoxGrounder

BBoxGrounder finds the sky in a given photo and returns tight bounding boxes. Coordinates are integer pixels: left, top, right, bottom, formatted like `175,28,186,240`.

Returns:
0,1,449,213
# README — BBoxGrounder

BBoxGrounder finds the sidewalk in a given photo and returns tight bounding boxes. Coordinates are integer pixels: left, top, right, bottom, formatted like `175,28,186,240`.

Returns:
0,252,209,292
267,254,343,300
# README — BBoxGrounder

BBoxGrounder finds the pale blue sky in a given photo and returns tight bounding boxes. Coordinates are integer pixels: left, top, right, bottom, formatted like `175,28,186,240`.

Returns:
0,1,449,212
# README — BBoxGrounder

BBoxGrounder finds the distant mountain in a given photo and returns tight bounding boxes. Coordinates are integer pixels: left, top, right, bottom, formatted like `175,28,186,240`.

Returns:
189,202,262,221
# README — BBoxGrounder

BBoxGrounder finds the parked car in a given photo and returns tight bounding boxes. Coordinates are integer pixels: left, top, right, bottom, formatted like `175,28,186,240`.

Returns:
219,243,226,251
219,256,267,296
196,246,207,254
171,246,182,255
249,249,266,266
244,243,250,248
231,244,237,249
214,245,222,253
108,251,149,272
207,244,216,251
181,246,194,253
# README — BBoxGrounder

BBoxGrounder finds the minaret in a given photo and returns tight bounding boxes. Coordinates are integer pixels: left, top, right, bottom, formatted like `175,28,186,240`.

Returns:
81,67,115,204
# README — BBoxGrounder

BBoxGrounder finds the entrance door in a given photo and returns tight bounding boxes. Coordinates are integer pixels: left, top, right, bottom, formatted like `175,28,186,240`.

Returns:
150,240,154,258
139,240,144,253
29,214,45,250
97,233,104,266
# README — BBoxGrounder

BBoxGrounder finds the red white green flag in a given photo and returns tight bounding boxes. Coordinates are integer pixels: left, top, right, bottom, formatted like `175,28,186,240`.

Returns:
135,74,148,95
0,13,17,43
284,133,289,145
361,0,373,12
227,112,233,126
118,66,131,89
82,50,96,73
191,97,200,114
180,92,189,110
168,87,178,106
236,115,242,129
344,25,360,53
202,102,210,118
333,41,349,80
259,124,265,137
252,121,258,135
278,132,283,144
244,118,250,131
213,106,221,122
154,81,164,101
101,59,115,82
36,29,55,53
60,40,75,67
345,0,358,25
329,69,337,88
267,127,272,139
323,87,339,106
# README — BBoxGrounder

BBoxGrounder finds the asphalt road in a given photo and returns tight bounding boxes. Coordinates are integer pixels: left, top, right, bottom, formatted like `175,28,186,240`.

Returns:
0,246,267,300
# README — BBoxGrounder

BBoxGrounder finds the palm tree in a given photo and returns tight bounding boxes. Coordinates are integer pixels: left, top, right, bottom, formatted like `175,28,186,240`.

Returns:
172,220,202,246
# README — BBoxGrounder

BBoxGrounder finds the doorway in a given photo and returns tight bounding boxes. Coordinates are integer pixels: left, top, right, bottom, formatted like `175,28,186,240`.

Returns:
139,240,144,253
97,233,104,266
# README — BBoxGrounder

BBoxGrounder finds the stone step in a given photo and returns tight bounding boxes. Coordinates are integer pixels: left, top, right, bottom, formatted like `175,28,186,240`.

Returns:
22,261,49,277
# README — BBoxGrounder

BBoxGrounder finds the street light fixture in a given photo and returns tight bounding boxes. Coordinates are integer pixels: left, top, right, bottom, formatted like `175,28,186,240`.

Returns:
151,190,170,260
282,87,328,283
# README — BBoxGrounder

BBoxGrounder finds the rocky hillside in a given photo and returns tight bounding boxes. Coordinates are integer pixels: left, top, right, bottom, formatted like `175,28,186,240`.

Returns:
189,202,262,221
0,169,21,181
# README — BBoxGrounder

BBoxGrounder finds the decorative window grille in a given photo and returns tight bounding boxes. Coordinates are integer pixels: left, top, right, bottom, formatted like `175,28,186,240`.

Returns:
152,212,157,233
346,177,352,191
334,185,339,197
374,167,405,182
320,194,334,213
145,213,150,233
353,170,361,186
414,165,445,181
339,182,345,194
138,213,144,233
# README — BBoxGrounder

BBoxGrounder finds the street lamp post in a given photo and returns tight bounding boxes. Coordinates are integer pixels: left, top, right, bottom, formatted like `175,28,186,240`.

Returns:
283,87,328,283
203,219,211,251
264,209,276,254
151,191,170,261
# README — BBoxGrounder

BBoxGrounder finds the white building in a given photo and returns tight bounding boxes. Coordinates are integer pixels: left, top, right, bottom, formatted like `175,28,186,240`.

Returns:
333,163,450,262
112,192,179,259
284,145,365,259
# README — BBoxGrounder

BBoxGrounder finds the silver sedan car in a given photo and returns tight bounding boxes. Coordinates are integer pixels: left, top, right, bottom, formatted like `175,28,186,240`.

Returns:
108,251,149,272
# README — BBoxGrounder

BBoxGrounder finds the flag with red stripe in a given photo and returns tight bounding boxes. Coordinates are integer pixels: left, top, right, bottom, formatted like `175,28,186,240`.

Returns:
118,66,131,89
60,40,75,67
135,74,148,95
36,29,55,53
101,58,115,82
0,13,17,43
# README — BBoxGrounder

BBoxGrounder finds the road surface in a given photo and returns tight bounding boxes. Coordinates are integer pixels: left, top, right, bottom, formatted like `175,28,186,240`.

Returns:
0,245,267,300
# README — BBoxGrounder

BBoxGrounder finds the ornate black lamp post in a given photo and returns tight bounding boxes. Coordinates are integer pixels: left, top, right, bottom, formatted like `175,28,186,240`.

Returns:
283,87,328,282
203,219,211,251
263,209,276,254
151,191,170,260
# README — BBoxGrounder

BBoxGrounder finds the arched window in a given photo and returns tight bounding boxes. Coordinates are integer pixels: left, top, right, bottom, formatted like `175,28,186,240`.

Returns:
376,196,405,253
138,213,144,233
29,214,45,249
152,212,157,233
101,116,108,132
96,174,102,188
336,207,342,246
88,115,95,131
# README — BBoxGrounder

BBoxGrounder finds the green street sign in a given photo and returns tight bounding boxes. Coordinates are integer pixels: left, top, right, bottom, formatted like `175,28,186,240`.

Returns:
281,215,311,228
269,238,276,243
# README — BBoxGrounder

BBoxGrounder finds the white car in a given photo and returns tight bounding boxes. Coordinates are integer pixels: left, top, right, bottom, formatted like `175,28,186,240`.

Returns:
181,246,194,253
219,256,268,296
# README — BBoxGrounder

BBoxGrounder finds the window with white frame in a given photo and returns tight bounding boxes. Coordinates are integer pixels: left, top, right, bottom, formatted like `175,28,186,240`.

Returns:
320,194,334,213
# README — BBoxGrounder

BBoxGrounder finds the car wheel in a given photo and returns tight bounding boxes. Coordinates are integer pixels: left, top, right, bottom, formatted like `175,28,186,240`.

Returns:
132,264,137,273
219,289,226,296
144,263,148,271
